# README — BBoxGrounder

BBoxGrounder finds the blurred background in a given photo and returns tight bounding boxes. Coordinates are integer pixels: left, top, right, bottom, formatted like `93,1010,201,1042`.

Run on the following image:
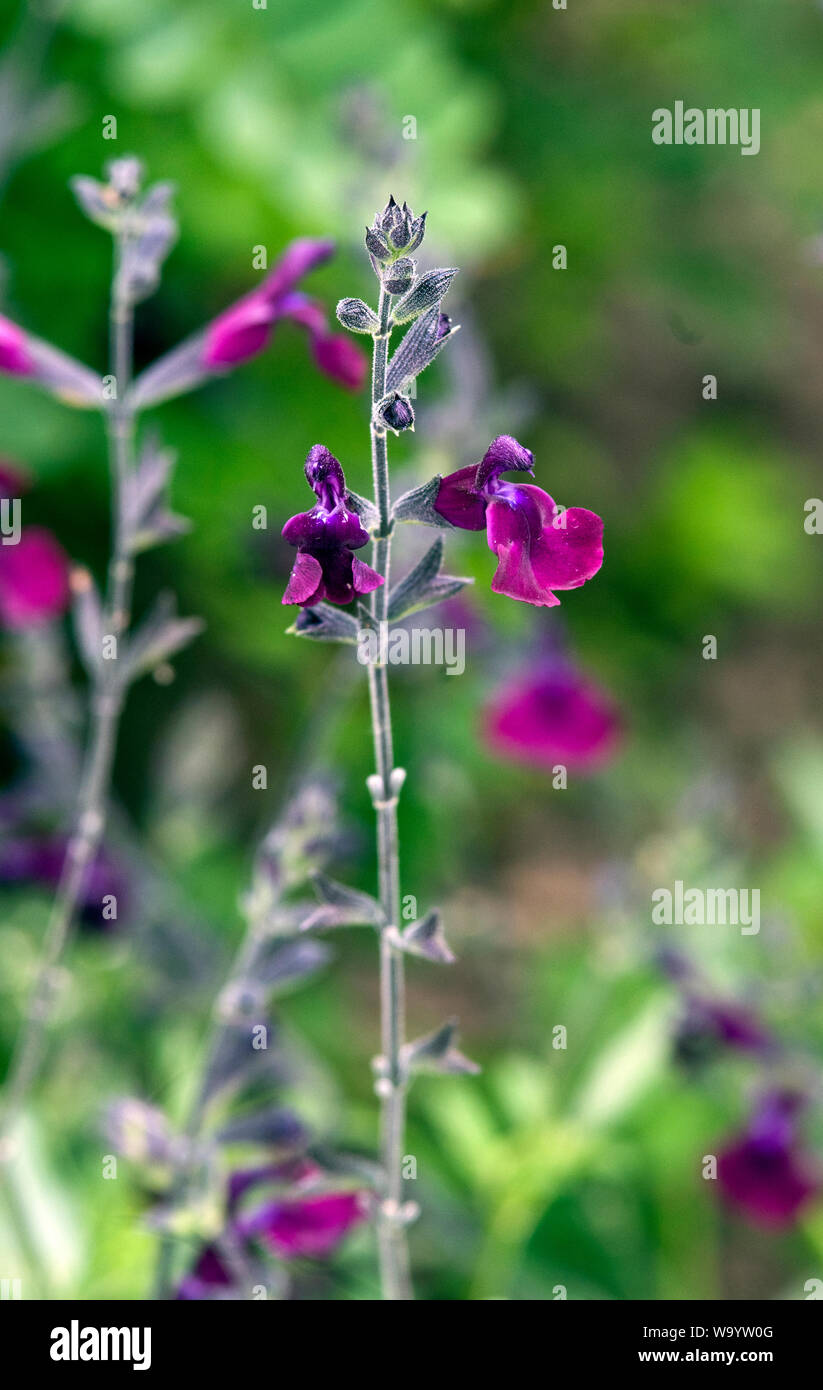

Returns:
1,0,823,1300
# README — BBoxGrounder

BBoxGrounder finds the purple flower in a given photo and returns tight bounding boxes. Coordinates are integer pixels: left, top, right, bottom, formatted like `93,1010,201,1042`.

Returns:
0,835,128,929
201,240,367,391
0,528,71,630
282,445,383,607
674,995,774,1067
0,464,71,629
178,1161,367,1298
0,315,35,377
484,656,620,772
717,1091,821,1229
434,435,604,607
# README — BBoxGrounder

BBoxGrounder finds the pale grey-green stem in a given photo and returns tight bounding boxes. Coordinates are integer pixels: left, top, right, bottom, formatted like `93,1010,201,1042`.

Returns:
367,284,413,1300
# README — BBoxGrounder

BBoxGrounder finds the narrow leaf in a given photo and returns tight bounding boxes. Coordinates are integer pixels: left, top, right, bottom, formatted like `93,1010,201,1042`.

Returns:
287,602,361,644
392,475,453,529
386,909,455,965
299,872,385,932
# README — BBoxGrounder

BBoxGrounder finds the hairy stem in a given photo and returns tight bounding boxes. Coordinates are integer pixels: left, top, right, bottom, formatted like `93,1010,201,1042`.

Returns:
367,285,413,1301
0,230,136,1156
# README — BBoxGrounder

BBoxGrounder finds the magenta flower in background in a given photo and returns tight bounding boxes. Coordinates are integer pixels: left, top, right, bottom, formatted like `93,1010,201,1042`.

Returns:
0,463,71,629
0,314,35,376
202,239,366,390
0,835,129,930
131,239,368,409
716,1091,821,1229
434,435,603,607
178,1161,367,1298
484,653,620,772
282,445,383,607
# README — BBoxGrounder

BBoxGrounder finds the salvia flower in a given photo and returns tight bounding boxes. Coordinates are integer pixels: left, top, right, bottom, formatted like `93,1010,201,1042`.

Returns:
178,1161,367,1298
282,445,383,607
434,435,604,607
485,652,620,773
130,241,367,409
0,464,71,629
716,1091,821,1229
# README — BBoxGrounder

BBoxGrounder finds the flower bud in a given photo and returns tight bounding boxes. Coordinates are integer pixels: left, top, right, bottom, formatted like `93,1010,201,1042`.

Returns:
335,297,379,334
376,392,415,434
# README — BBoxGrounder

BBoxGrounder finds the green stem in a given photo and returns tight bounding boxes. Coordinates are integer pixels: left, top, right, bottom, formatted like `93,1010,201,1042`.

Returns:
367,286,413,1301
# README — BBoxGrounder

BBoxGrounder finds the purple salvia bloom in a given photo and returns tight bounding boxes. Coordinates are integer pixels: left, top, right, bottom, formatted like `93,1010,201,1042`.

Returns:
132,241,367,407
0,315,36,376
435,435,604,607
178,1161,367,1298
0,528,71,629
282,445,383,607
484,654,621,772
717,1091,821,1229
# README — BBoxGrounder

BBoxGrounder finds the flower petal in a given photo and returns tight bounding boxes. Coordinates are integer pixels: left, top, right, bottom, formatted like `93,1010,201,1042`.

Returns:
202,294,276,368
0,527,71,628
351,556,384,596
282,551,323,606
434,465,487,530
486,486,603,606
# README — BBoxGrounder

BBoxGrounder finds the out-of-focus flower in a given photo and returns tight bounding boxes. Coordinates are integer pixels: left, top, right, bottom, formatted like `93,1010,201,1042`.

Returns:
0,463,71,629
0,315,35,376
716,1091,821,1229
657,949,776,1067
673,996,774,1067
434,435,603,607
131,241,367,409
0,834,128,929
484,654,620,772
0,314,102,407
282,445,383,607
0,528,71,629
178,1161,367,1299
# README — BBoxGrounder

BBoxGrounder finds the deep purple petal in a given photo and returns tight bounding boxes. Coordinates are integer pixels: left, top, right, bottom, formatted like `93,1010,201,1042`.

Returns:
485,487,603,606
304,444,346,508
485,488,561,607
434,465,488,530
0,527,71,629
475,435,535,491
351,555,384,597
283,551,323,606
